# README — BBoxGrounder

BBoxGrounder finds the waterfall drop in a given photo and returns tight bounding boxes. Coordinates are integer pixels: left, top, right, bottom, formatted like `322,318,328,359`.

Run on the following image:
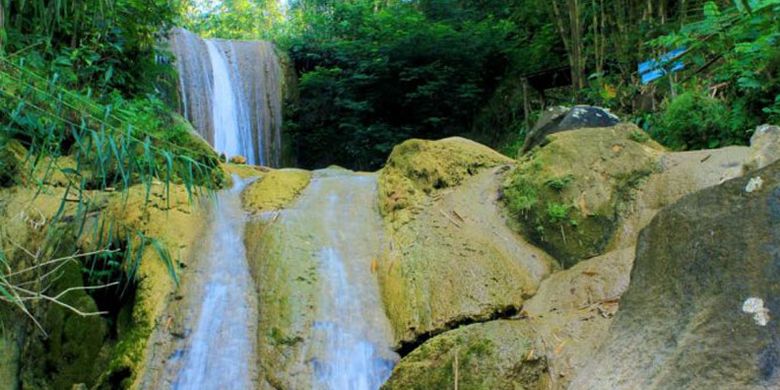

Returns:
169,28,283,166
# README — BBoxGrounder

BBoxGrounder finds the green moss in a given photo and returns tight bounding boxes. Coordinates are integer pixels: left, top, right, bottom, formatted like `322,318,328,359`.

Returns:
502,124,662,267
379,137,513,228
383,320,547,390
241,169,312,214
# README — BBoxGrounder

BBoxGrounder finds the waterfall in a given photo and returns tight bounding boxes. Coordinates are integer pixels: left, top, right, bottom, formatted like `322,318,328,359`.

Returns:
169,28,283,167
171,175,259,389
299,171,398,389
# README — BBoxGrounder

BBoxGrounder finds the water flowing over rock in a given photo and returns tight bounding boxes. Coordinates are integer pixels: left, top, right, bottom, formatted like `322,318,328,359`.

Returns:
142,176,259,389
169,28,283,166
245,169,398,389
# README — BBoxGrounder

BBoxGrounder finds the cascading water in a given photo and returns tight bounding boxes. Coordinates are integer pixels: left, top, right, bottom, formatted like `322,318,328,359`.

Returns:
168,175,259,389
274,170,398,389
169,28,283,166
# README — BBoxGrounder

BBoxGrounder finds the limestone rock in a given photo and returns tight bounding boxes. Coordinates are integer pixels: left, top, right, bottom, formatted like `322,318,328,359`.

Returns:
570,160,780,389
744,124,780,173
521,105,620,154
229,155,247,164
382,320,548,390
503,124,664,267
379,166,553,349
378,137,513,228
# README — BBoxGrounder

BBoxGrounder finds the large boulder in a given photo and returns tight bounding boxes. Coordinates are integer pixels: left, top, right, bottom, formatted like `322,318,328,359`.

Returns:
382,320,548,390
378,138,553,349
503,124,664,267
521,105,620,154
570,160,780,389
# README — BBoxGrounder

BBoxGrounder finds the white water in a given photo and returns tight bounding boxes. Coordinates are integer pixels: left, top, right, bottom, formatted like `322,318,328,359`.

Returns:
306,173,398,390
204,40,241,163
170,28,283,166
172,176,258,389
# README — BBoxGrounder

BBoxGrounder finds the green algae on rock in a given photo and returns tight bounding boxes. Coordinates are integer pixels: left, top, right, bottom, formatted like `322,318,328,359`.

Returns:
240,168,312,214
503,124,664,268
382,320,548,390
571,160,780,389
378,137,513,228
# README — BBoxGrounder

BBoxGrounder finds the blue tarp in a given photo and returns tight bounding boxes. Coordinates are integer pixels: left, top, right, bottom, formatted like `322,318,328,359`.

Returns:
639,47,686,84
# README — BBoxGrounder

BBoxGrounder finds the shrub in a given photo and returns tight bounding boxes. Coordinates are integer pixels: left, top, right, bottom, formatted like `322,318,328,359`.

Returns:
653,90,755,150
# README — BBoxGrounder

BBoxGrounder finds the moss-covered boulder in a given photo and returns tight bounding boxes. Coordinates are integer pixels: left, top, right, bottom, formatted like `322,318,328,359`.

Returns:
379,137,513,228
241,168,311,214
379,161,553,349
503,124,663,267
571,160,780,389
382,320,548,390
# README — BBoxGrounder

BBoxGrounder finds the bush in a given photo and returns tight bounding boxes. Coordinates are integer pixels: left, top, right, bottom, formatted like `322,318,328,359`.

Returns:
652,90,755,149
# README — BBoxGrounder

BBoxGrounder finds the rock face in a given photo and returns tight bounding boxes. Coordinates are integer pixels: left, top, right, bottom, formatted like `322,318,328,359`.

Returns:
744,124,780,172
377,138,553,349
246,169,397,389
571,160,780,389
504,124,663,267
379,137,514,228
521,105,620,153
384,126,770,389
382,320,548,390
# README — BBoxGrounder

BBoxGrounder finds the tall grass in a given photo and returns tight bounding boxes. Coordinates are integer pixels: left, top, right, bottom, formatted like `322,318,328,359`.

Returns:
0,54,218,330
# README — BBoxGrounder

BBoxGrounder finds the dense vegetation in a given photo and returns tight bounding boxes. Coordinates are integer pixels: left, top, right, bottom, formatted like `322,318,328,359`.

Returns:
274,0,780,169
1,0,779,331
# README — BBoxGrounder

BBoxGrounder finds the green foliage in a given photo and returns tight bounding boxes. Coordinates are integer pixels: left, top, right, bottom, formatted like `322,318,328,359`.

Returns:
546,202,570,224
648,0,780,147
653,90,755,149
2,0,183,97
183,0,287,40
545,175,574,192
285,0,515,169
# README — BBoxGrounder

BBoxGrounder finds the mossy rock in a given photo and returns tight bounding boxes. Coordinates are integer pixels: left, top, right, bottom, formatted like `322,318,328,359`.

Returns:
241,168,312,214
383,320,548,390
379,137,513,228
0,139,27,187
571,160,780,389
22,262,111,389
503,124,663,267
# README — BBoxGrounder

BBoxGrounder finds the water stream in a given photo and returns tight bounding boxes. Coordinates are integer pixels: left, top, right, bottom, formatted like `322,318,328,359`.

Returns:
171,176,259,389
304,172,398,389
166,29,395,389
